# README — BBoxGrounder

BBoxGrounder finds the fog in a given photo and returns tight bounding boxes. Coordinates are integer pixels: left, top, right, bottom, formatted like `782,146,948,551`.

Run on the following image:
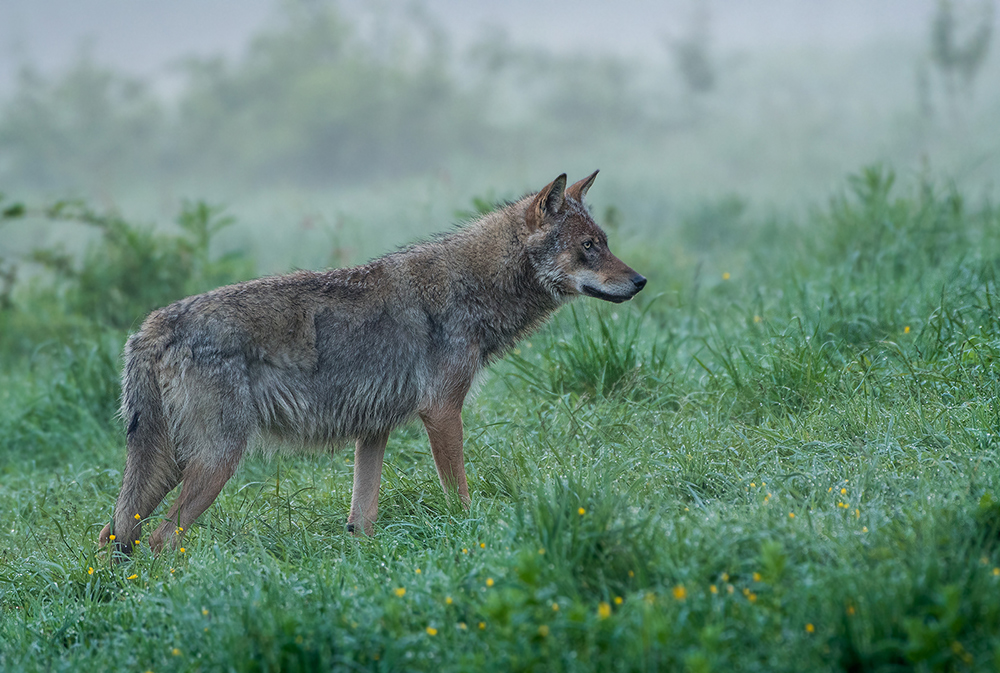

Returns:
1,0,931,85
1,0,998,270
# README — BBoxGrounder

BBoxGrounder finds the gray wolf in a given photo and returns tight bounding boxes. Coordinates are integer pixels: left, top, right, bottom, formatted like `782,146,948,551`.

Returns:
98,171,645,556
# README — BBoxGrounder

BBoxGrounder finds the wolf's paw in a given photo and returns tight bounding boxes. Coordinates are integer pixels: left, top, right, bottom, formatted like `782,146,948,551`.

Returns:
346,520,374,536
98,523,111,546
149,521,185,555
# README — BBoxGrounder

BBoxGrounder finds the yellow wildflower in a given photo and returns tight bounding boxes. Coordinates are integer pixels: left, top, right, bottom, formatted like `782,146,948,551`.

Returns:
426,627,437,636
538,624,549,637
172,648,181,656
753,572,761,582
598,602,612,619
673,585,687,600
552,602,559,611
478,622,486,630
578,507,586,515
486,578,494,587
88,567,94,575
806,623,815,633
127,574,138,580
109,534,115,541
722,272,731,280
789,512,795,518
415,568,421,575
134,514,141,520
710,584,718,594
445,596,453,605
394,587,406,597
614,596,623,605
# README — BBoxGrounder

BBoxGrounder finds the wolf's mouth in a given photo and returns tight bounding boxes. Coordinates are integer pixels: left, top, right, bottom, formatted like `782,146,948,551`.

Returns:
581,285,633,303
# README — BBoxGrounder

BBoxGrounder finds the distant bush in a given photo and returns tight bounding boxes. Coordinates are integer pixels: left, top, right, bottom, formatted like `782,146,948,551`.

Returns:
0,59,163,190
0,197,253,357
820,165,968,274
0,3,670,193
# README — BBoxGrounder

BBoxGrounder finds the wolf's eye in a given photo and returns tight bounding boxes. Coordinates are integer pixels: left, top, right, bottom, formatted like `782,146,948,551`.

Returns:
583,240,593,250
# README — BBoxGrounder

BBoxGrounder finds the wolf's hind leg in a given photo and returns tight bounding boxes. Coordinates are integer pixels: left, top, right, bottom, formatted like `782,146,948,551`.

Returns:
148,453,242,553
100,427,181,557
347,432,389,536
420,406,470,507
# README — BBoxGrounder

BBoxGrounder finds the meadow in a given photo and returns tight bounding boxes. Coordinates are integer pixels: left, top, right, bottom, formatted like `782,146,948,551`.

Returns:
2,164,1000,672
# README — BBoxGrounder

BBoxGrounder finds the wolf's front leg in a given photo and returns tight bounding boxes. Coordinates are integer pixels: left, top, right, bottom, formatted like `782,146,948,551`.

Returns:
420,406,471,507
347,432,389,535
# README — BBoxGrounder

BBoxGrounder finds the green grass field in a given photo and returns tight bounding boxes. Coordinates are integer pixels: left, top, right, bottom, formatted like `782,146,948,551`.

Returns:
3,166,1000,671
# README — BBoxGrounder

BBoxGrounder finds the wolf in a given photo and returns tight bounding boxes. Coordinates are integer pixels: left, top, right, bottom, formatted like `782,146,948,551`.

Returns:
98,171,645,556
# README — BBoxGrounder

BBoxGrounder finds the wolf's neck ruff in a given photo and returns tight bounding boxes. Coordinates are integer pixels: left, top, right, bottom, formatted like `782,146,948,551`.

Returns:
100,171,646,556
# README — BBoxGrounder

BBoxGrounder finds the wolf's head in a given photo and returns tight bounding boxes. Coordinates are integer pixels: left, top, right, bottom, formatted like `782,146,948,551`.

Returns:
524,171,646,304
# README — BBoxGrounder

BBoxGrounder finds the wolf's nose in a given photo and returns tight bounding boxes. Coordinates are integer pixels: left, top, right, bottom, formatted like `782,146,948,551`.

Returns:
632,274,647,291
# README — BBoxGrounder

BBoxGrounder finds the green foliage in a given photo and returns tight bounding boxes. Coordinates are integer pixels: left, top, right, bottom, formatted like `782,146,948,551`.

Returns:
37,200,249,328
820,165,967,273
4,168,1000,670
0,337,120,469
0,198,253,357
508,303,670,400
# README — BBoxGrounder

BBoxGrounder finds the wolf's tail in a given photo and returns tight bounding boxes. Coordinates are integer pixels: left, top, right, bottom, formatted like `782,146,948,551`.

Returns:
100,327,181,556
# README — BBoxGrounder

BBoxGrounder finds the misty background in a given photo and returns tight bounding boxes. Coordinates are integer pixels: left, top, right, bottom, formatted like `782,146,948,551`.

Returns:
0,0,998,274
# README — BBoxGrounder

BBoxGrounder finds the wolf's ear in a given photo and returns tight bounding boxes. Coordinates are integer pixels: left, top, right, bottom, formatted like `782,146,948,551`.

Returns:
527,173,567,232
566,170,599,202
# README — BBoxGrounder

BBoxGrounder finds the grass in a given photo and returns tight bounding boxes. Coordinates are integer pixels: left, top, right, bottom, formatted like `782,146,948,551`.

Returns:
3,167,1000,671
